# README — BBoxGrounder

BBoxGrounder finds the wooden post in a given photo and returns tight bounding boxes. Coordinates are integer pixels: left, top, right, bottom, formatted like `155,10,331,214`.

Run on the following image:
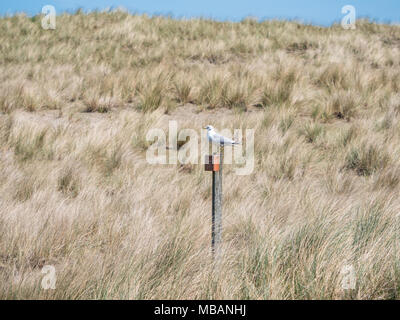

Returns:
205,148,223,258
212,148,223,257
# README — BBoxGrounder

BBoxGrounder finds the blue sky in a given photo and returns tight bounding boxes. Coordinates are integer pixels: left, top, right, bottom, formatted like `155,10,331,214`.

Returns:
1,1,399,26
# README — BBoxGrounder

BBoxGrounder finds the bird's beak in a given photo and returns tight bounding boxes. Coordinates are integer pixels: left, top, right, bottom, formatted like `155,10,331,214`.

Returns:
203,127,207,129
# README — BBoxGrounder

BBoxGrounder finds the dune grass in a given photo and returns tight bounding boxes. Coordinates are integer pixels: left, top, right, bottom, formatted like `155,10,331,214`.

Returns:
0,11,400,299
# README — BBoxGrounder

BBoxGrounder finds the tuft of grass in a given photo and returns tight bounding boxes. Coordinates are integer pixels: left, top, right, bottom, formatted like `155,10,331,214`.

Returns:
87,144,123,177
270,153,297,180
198,76,229,109
299,123,324,143
338,126,357,147
279,115,294,135
137,84,164,112
103,146,123,177
373,167,400,189
325,91,358,120
345,144,389,176
315,64,349,90
83,97,111,113
260,70,296,108
57,167,80,198
286,40,318,54
173,79,193,105
352,204,389,256
13,130,51,162
13,176,35,202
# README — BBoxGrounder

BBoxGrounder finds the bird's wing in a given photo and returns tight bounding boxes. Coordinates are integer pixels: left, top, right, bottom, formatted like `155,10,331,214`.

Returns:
212,132,235,145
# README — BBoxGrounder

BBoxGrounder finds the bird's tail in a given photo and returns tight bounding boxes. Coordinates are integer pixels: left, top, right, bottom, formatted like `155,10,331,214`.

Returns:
233,141,241,145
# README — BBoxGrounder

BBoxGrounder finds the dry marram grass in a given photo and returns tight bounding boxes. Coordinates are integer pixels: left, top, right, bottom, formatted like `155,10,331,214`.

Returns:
1,11,400,299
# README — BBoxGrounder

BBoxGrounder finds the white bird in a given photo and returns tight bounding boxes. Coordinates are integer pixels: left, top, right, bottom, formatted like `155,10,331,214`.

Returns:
204,125,240,146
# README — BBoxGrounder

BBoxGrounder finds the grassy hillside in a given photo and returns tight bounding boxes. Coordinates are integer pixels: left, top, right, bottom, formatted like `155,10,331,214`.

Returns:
1,11,400,299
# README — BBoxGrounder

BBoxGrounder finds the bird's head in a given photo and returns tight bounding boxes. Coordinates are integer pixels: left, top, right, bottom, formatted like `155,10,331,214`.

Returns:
204,125,215,132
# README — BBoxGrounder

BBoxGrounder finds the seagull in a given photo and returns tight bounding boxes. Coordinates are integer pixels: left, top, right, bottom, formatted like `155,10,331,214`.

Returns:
204,125,241,146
